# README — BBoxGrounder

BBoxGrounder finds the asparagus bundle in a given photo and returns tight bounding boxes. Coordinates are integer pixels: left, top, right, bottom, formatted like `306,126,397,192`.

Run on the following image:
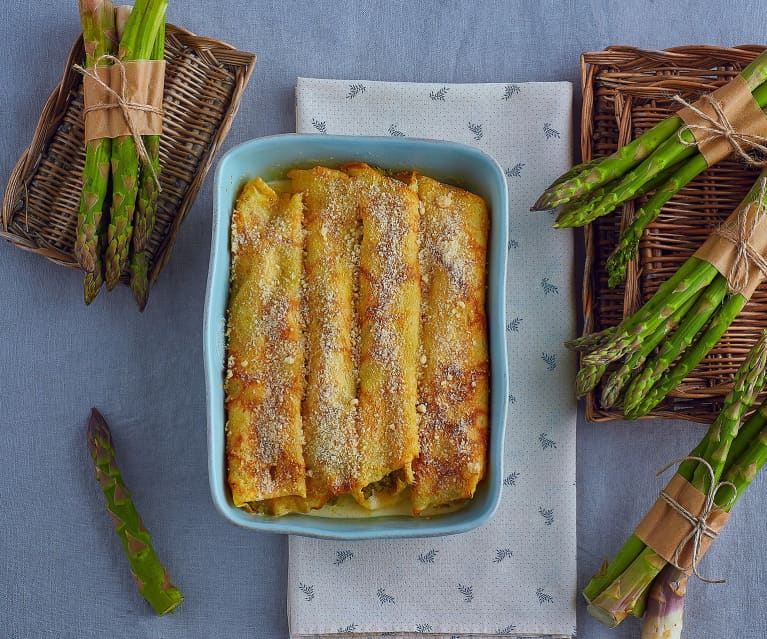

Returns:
573,171,767,417
87,408,183,614
585,331,767,633
75,0,117,275
532,50,767,286
75,0,166,307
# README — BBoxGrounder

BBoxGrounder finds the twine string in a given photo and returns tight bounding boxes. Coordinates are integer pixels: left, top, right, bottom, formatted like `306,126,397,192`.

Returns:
655,456,737,583
673,92,767,167
709,176,767,295
73,54,162,191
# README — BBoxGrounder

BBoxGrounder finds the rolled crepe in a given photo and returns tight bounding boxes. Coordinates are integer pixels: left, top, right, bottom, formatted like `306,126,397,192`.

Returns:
281,166,362,511
406,173,490,514
225,178,306,509
347,163,421,509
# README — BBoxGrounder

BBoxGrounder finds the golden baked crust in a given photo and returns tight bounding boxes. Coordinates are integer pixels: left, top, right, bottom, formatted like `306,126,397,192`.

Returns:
224,166,489,517
346,163,421,510
283,166,362,511
225,178,306,507
407,173,490,514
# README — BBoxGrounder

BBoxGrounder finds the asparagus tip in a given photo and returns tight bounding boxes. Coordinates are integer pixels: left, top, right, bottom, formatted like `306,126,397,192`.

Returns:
607,269,627,289
133,291,148,312
575,371,599,397
87,407,110,457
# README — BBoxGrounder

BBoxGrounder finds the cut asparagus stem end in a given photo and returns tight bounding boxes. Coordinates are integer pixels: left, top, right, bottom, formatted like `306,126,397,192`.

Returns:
587,603,622,628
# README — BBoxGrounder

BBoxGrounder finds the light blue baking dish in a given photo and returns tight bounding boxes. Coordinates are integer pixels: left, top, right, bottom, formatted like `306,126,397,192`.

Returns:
204,134,508,539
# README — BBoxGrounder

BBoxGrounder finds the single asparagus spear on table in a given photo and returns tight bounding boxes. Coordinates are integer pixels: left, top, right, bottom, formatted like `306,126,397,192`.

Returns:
104,0,167,290
87,408,183,614
75,0,117,275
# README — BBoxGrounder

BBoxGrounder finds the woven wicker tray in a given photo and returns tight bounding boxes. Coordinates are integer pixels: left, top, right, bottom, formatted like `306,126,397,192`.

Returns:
1,24,256,288
581,45,767,423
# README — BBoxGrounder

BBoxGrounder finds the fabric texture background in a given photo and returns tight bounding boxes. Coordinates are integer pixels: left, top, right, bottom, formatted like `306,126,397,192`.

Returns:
4,2,767,638
289,78,575,639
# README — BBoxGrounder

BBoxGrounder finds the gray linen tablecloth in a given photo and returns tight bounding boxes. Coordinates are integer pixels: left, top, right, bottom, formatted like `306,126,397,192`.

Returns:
2,1,767,638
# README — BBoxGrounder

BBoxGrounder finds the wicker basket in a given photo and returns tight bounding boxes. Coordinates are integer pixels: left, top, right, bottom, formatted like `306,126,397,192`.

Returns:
581,45,767,423
1,24,256,288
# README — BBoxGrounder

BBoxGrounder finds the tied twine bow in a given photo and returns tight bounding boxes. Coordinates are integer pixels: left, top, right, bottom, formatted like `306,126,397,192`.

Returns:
73,54,163,192
655,456,737,583
710,176,767,295
673,92,767,167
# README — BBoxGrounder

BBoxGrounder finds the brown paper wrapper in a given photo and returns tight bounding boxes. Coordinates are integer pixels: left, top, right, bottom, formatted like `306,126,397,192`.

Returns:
677,75,767,167
694,199,767,298
83,59,165,141
634,473,730,572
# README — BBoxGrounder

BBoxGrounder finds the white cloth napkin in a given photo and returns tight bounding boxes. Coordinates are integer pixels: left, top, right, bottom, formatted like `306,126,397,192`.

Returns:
289,78,576,639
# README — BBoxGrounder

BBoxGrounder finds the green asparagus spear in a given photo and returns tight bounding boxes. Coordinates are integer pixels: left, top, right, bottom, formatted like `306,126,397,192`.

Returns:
622,275,730,415
531,159,603,211
84,235,105,304
589,546,667,627
129,250,150,311
554,133,698,228
87,408,183,614
129,18,164,310
565,325,619,352
605,153,709,288
627,290,748,418
719,426,767,505
104,0,167,290
721,401,767,469
532,117,682,211
132,19,163,252
600,293,698,409
693,330,767,490
75,0,117,273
